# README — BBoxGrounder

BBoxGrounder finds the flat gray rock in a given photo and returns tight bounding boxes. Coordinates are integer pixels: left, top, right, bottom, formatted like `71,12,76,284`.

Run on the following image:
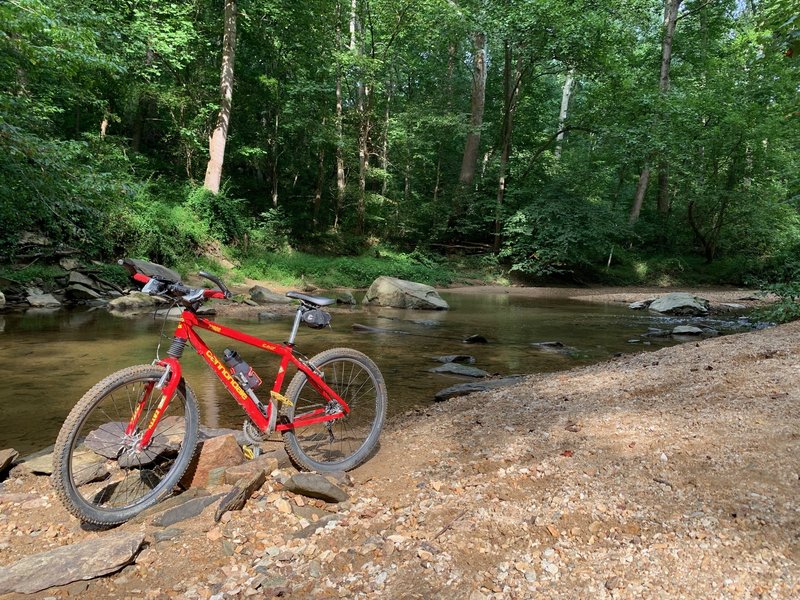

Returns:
434,376,526,402
430,363,490,378
0,532,145,594
434,355,476,364
19,447,54,475
151,493,224,527
283,473,349,503
27,293,61,308
672,325,704,335
215,470,267,522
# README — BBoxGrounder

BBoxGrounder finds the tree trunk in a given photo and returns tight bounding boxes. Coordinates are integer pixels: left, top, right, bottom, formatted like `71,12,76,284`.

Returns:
458,31,487,187
629,167,650,224
630,0,682,222
494,41,523,253
313,142,325,228
554,69,575,159
380,75,392,197
203,0,237,195
334,1,345,230
351,0,369,234
271,112,279,207
656,0,682,216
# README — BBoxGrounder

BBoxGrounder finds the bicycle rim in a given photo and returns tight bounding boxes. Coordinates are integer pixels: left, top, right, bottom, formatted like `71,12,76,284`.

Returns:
54,365,198,524
284,348,386,471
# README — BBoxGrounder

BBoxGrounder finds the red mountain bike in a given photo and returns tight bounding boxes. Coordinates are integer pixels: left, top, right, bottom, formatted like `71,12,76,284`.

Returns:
52,259,387,525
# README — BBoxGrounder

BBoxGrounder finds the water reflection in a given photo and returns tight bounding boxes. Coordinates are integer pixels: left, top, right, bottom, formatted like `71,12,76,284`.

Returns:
0,293,750,454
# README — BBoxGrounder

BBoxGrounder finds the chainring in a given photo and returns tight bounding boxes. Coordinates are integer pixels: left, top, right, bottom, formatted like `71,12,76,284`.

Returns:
242,420,267,445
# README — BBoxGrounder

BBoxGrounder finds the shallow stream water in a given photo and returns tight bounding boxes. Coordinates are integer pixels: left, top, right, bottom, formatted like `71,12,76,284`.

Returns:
0,291,751,454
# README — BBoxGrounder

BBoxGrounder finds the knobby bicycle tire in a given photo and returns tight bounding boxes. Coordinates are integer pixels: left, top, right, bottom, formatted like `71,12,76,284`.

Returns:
52,364,199,525
283,347,387,472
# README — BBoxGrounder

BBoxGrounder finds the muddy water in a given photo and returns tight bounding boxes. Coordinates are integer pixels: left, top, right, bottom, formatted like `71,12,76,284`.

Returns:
0,293,749,454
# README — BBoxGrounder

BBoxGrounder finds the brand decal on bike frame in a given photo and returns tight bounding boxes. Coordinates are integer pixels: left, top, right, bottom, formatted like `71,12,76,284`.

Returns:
147,395,169,430
205,349,248,400
261,343,278,352
209,324,222,333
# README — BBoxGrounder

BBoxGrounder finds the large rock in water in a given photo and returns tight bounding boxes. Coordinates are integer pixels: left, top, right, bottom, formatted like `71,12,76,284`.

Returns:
648,292,709,315
363,276,448,310
250,285,292,305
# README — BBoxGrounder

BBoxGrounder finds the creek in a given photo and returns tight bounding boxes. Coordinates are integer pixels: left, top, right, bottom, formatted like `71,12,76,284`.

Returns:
0,291,752,455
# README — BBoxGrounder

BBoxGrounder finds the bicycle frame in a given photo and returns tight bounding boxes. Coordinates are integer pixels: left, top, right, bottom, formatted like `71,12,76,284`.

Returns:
127,308,351,450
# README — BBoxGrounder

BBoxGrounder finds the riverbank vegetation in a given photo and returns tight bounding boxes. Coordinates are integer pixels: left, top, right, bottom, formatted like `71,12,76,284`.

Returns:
1,1,798,292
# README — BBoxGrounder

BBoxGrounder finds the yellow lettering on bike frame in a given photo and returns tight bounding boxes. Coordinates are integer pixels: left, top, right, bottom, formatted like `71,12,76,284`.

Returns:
205,349,249,401
147,395,169,430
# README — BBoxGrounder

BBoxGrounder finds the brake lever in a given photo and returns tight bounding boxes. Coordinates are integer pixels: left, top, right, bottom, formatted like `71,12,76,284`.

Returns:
198,270,233,299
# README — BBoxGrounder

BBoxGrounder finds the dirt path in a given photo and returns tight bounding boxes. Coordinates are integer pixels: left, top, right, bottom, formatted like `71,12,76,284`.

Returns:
0,288,797,599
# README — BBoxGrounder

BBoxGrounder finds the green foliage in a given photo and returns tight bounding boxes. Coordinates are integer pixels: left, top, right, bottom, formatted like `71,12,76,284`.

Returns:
184,187,249,245
239,248,456,289
0,264,64,285
754,283,800,324
248,208,291,253
500,191,624,279
1,0,798,293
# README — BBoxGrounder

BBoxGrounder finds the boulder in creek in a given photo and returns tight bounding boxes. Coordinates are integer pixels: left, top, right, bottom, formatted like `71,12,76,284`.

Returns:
0,291,5,309
65,283,103,301
672,325,704,335
434,355,476,364
26,292,61,308
363,276,449,310
648,292,709,315
430,363,490,378
108,291,160,311
250,285,292,305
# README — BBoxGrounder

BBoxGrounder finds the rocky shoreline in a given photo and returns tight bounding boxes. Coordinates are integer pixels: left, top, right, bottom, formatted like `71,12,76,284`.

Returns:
0,295,798,598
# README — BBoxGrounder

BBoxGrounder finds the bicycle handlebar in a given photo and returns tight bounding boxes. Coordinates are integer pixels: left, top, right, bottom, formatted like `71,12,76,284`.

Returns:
131,272,228,306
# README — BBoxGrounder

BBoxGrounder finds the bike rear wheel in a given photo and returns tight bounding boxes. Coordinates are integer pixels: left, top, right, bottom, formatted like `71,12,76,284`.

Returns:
52,364,199,525
283,348,386,472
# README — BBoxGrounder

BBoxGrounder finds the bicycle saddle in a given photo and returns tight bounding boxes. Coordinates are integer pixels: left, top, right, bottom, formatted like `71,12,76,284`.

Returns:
286,291,336,307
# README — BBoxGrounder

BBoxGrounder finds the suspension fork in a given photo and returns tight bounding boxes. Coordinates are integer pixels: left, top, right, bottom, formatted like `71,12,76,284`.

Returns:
124,357,183,450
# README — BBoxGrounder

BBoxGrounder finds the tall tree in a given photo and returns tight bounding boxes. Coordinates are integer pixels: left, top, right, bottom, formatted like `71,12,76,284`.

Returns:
630,0,683,223
204,0,237,194
458,31,487,188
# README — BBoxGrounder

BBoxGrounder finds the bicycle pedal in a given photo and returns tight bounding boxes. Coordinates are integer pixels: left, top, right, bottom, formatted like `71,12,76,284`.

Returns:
270,390,293,407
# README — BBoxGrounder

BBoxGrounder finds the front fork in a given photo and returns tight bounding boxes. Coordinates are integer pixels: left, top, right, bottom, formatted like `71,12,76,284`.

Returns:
125,357,182,451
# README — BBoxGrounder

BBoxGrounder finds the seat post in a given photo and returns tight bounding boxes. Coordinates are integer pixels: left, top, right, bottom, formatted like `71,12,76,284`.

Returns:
287,306,305,346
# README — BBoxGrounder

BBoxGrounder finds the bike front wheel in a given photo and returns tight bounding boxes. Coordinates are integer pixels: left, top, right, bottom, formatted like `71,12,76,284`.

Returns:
283,348,387,472
52,364,199,525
